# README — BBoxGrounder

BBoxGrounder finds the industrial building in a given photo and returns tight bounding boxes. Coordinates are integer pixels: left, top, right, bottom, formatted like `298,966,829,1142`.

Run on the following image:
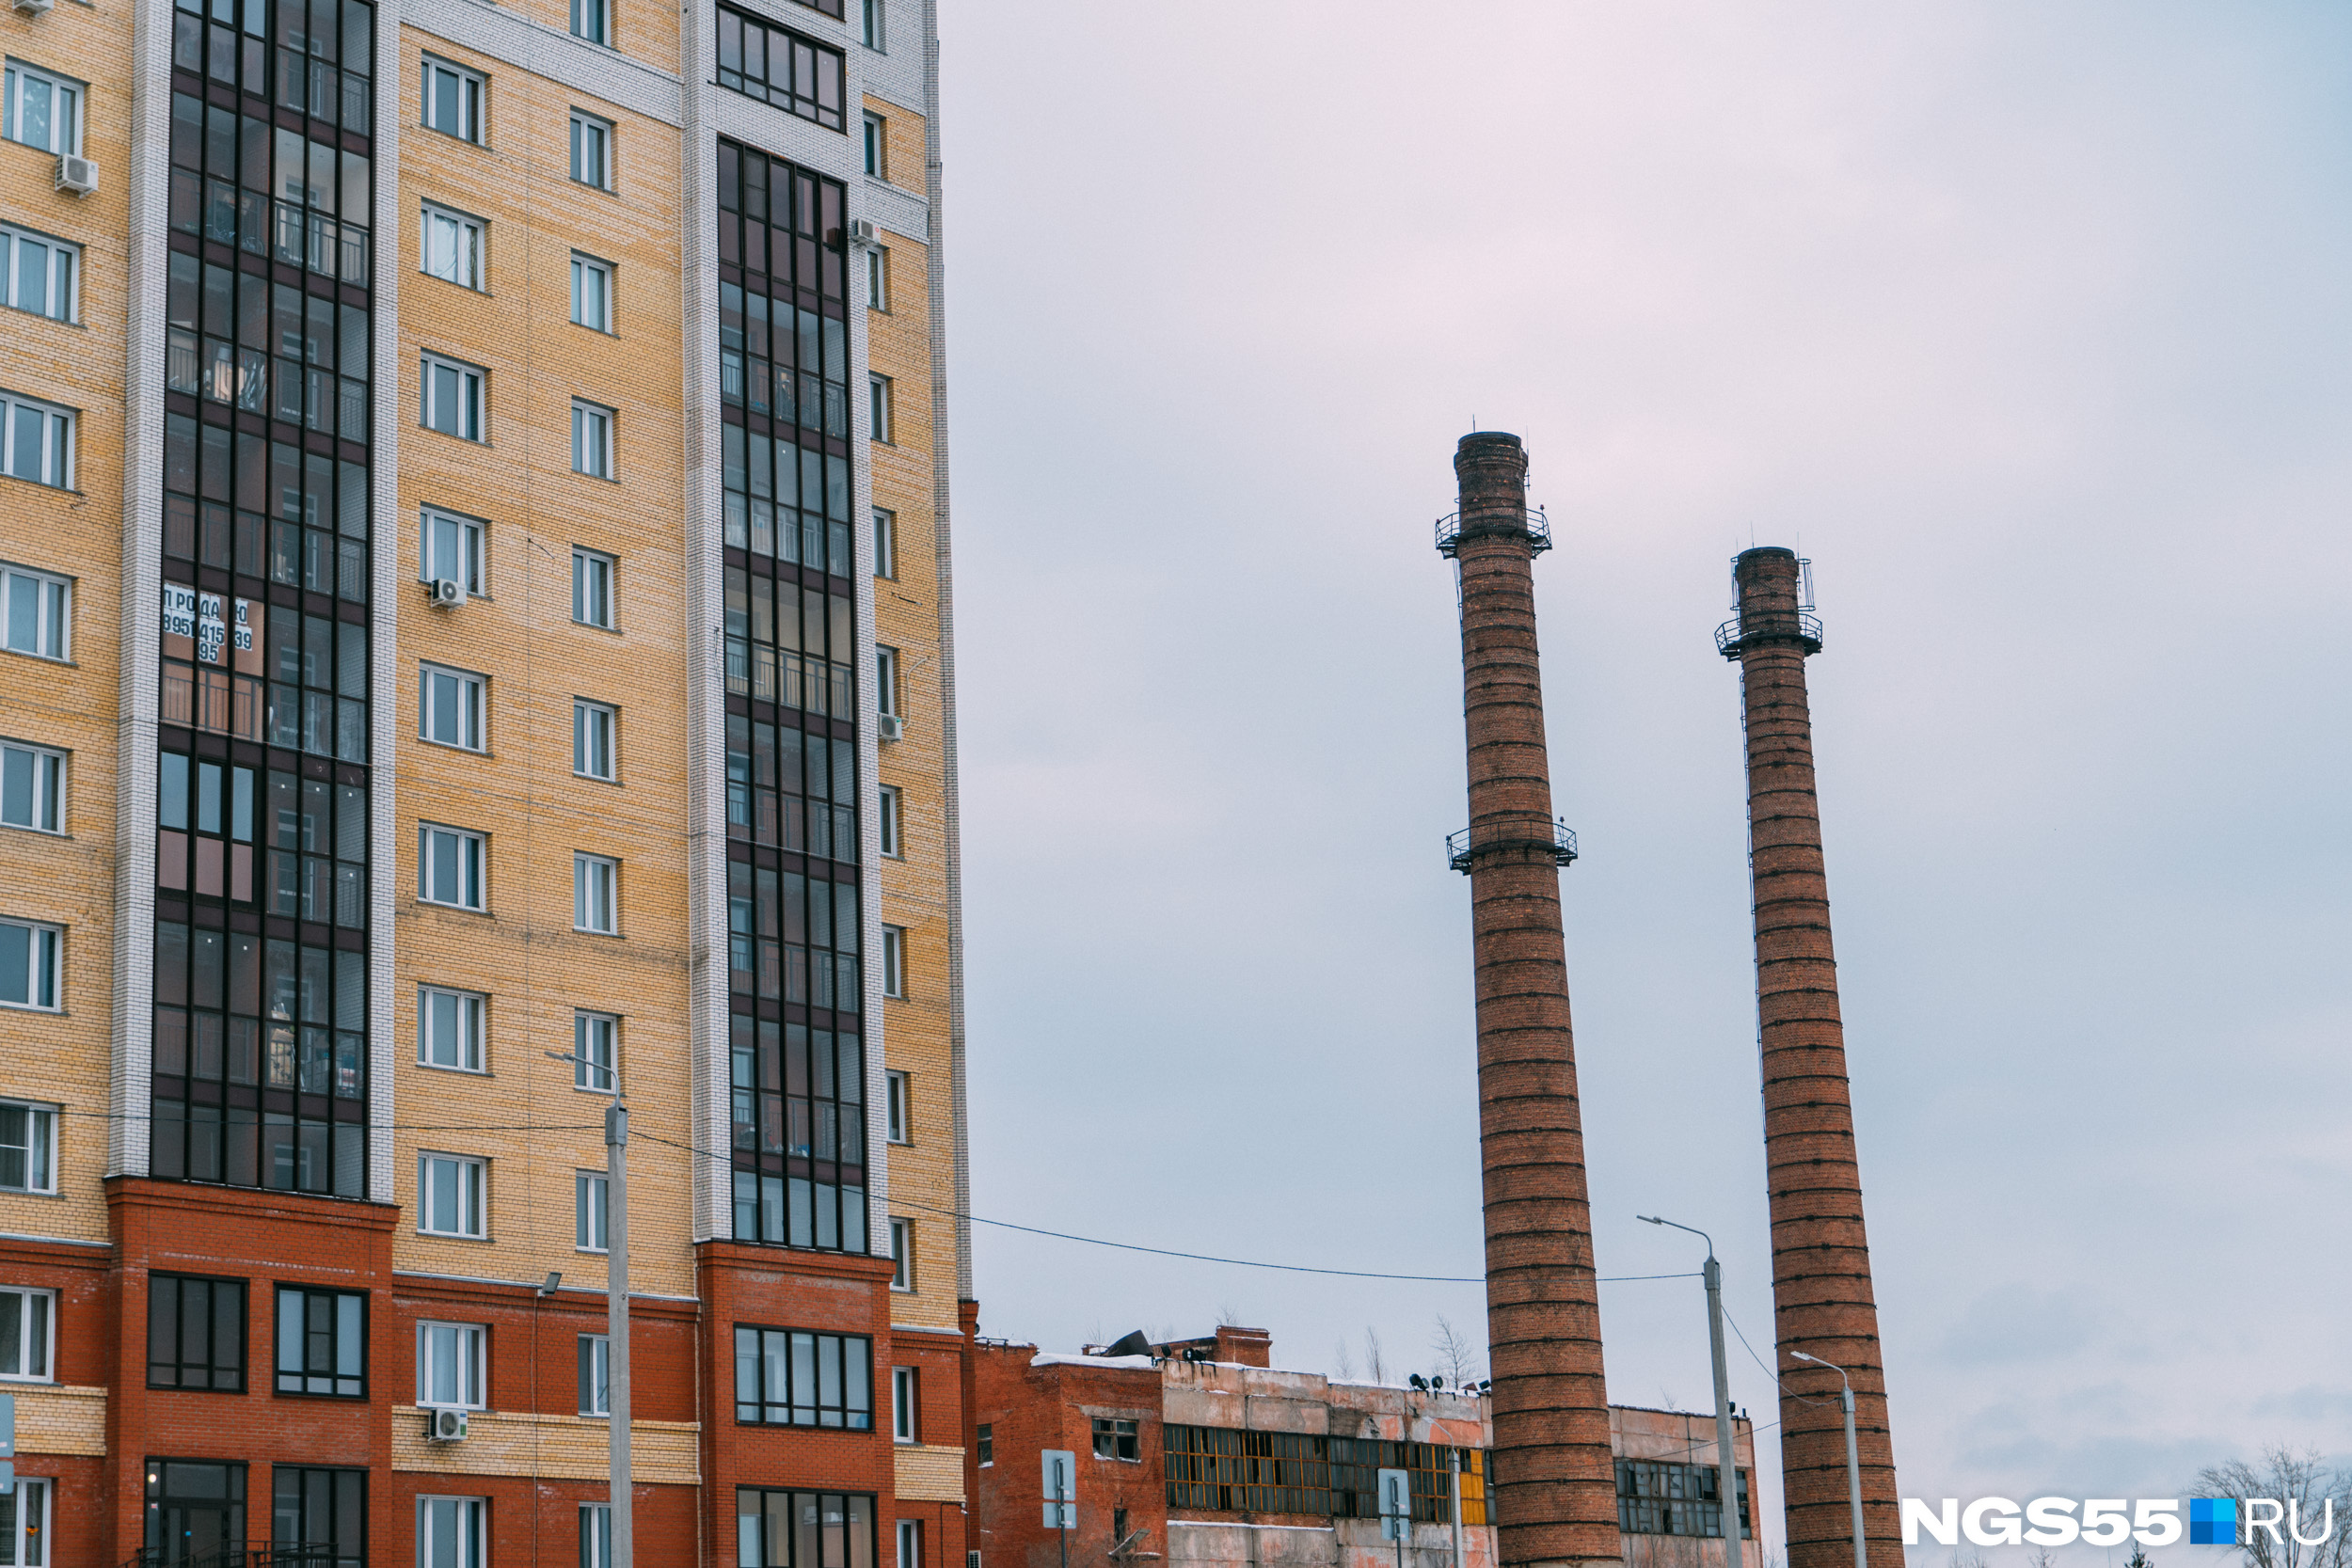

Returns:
0,0,971,1559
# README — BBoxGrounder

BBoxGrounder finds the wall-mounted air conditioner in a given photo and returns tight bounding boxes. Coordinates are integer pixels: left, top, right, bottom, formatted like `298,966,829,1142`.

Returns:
877,713,904,742
425,578,466,607
427,1408,469,1442
54,154,96,195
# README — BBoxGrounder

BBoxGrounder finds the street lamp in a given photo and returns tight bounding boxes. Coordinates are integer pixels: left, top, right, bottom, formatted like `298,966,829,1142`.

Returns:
1789,1351,1864,1568
1637,1216,1742,1568
551,1051,631,1568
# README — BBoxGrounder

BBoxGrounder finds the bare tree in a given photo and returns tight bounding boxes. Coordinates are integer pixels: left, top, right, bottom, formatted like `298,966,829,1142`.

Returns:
1216,1302,1248,1328
1947,1552,1989,1568
1333,1340,1358,1381
2198,1448,2352,1568
2028,1548,2059,1568
1431,1315,1484,1386
1363,1326,1387,1385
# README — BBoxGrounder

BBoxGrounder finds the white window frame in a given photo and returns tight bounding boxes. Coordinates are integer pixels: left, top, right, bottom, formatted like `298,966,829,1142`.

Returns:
420,663,487,752
0,1287,55,1381
890,1364,916,1442
860,0,883,52
877,784,900,858
888,1215,913,1291
0,395,75,491
0,919,61,1012
2,60,83,155
577,1335,610,1418
419,824,486,911
418,1152,487,1238
416,1320,487,1410
574,1011,617,1093
573,853,618,935
875,644,900,717
420,57,485,144
418,987,487,1073
862,112,884,178
864,245,887,311
574,1168,609,1253
570,0,610,45
571,548,614,629
0,564,70,660
882,925,905,1000
569,111,612,189
883,1069,909,1145
418,1496,486,1568
867,373,892,443
871,508,897,579
0,1101,56,1195
571,401,614,480
570,253,613,332
1,1476,51,1567
421,204,485,291
421,354,485,442
572,699,616,782
897,1519,920,1568
0,223,79,325
0,741,64,835
421,509,487,595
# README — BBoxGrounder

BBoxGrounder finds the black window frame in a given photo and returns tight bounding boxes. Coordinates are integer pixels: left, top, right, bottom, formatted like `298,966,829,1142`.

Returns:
273,1283,368,1398
1091,1417,1138,1463
1613,1459,1753,1541
733,1323,874,1430
715,5,845,130
148,1272,248,1391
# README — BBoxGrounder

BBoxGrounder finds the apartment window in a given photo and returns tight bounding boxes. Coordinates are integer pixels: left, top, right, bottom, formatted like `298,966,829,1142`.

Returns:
419,1152,486,1238
886,1216,911,1291
420,826,485,911
884,1071,909,1144
1091,1417,1138,1462
0,1290,51,1383
896,1521,920,1568
0,566,67,658
2,61,81,154
890,1365,916,1443
881,926,905,1000
570,254,613,332
0,920,60,1011
575,1169,609,1252
715,7,845,129
0,1480,49,1566
573,853,617,934
574,1011,617,1092
421,511,486,595
421,206,485,290
862,112,883,177
876,645,900,716
421,58,484,142
569,112,612,189
417,1321,485,1409
976,1424,991,1466
150,1275,246,1390
421,355,485,440
0,743,62,834
871,509,897,579
571,548,614,628
867,374,891,443
573,701,616,781
577,1334,609,1416
860,0,882,51
864,246,887,311
420,665,486,751
0,1103,55,1193
571,401,614,479
733,1326,873,1428
580,1506,612,1568
419,1497,485,1568
275,1285,366,1396
420,988,486,1072
0,396,74,489
0,225,77,324
877,785,900,858
570,0,610,46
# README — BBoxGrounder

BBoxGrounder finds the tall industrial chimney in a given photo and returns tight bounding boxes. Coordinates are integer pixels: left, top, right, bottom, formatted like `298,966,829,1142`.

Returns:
1441,433,1622,1568
1717,548,1901,1568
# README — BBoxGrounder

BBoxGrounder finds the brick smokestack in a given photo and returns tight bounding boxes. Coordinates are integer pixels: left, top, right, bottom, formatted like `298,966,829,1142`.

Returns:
1444,433,1622,1568
1720,547,1901,1568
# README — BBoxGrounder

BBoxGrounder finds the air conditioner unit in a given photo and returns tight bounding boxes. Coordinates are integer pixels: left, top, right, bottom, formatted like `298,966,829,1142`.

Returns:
425,578,465,607
877,713,904,742
848,218,878,246
14,0,56,17
54,154,96,196
427,1408,469,1442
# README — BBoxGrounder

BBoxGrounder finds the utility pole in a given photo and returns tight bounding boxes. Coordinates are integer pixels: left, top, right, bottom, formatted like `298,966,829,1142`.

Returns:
1640,1216,1742,1568
552,1049,630,1568
1791,1353,1864,1568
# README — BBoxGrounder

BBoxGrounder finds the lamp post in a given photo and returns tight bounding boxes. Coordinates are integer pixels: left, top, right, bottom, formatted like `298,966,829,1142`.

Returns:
1789,1351,1864,1568
1638,1216,1742,1568
551,1051,630,1568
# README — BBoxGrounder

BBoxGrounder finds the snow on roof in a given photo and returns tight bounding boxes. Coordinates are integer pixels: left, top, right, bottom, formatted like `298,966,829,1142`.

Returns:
1031,1353,1157,1370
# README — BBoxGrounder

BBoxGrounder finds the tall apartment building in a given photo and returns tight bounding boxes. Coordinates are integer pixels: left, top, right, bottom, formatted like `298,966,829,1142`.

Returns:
0,0,972,1560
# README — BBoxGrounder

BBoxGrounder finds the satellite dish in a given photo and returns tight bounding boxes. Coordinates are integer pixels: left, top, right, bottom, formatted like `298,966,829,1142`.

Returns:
1104,1330,1152,1358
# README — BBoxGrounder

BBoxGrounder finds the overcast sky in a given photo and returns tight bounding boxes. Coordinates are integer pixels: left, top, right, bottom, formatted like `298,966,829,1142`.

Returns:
931,4,2352,1558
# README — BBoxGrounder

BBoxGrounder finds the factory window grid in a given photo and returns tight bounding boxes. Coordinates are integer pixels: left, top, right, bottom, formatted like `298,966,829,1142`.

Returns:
715,7,844,130
1614,1459,1751,1540
1163,1429,1487,1524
